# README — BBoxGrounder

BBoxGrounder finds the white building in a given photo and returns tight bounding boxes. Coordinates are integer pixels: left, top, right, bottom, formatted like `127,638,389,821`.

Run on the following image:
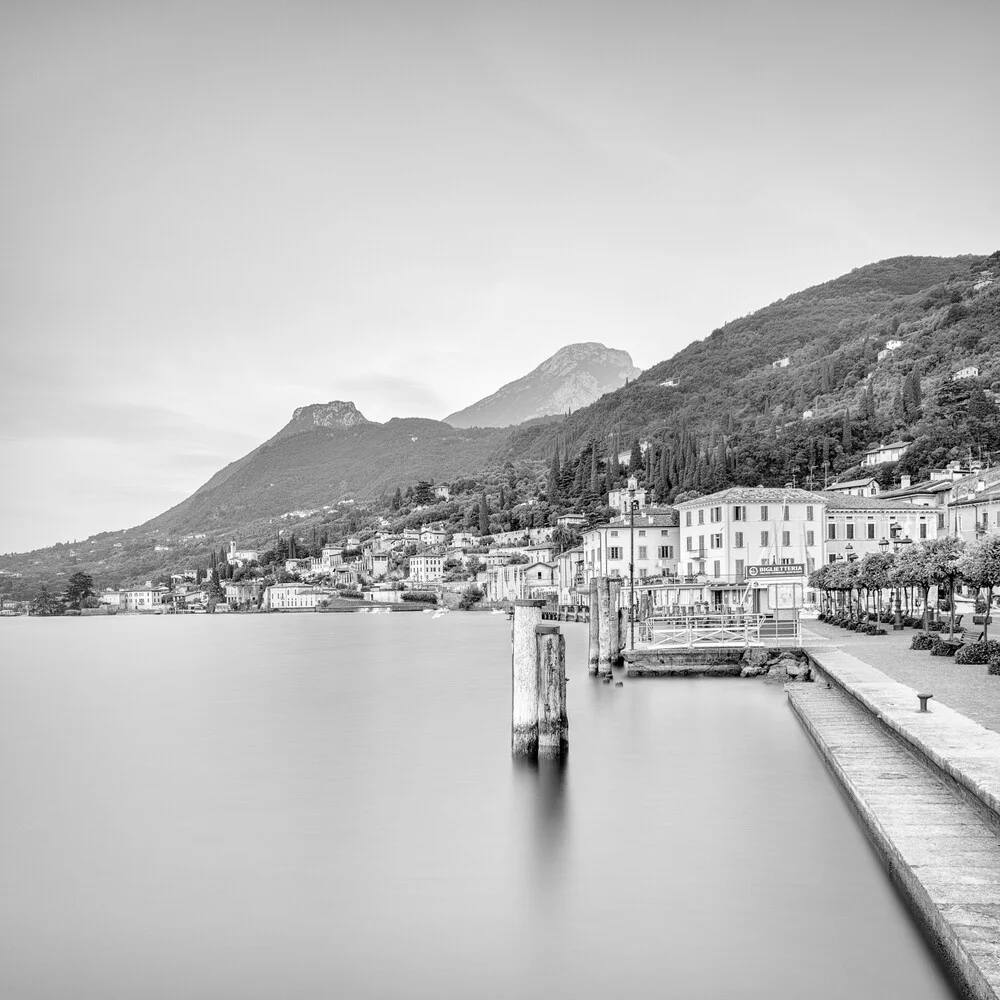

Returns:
820,493,940,561
826,476,880,498
227,540,259,566
99,590,122,606
861,441,910,467
557,547,585,605
772,357,790,369
953,366,979,381
486,561,558,604
120,587,164,612
581,511,680,587
225,580,262,606
409,554,445,583
660,378,678,387
265,584,328,610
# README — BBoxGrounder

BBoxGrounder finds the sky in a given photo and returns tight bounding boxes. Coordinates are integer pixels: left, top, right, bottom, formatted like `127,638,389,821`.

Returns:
2,0,998,553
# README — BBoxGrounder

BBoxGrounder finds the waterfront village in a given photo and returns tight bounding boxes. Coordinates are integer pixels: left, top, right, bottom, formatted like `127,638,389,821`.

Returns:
76,453,1000,618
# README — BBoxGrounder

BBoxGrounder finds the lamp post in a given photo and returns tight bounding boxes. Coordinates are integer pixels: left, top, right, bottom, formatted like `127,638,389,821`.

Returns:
844,543,858,617
627,476,639,650
889,522,905,629
878,537,889,620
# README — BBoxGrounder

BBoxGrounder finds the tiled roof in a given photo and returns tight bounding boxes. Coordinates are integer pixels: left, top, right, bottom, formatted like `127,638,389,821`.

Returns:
673,487,824,506
817,492,927,512
863,440,909,452
952,483,1000,506
827,478,877,489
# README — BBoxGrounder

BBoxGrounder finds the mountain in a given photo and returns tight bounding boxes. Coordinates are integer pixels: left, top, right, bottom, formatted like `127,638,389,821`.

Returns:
144,403,506,539
444,342,641,428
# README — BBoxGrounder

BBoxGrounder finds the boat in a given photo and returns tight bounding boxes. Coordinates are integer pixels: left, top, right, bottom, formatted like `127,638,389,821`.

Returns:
490,608,506,615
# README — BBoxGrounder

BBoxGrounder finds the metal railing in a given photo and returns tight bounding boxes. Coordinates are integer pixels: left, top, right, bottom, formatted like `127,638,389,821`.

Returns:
636,613,801,648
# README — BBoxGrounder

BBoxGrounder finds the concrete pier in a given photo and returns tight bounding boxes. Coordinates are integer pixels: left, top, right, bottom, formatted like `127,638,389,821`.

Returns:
511,599,546,756
588,580,600,675
608,579,621,666
536,625,568,756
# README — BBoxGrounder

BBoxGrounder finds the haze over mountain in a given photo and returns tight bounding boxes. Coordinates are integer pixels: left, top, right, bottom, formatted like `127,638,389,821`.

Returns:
444,343,641,428
3,252,998,596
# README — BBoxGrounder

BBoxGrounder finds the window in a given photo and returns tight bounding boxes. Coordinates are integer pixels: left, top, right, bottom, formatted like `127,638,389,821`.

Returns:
658,545,673,559
713,560,721,578
537,571,542,579
865,523,875,540
733,505,746,521
735,531,744,547
760,506,769,521
806,530,815,546
639,568,647,578
698,509,705,524
783,505,790,521
828,554,838,564
845,523,855,540
638,546,647,560
806,506,814,521
760,530,769,546
698,535,705,552
610,530,618,537
828,523,836,540
685,511,692,526
736,559,745,580
608,547,621,560
660,529,669,536
687,562,693,576
710,533,723,549
782,531,790,547
710,506,722,523
686,537,693,551
919,523,927,539
638,529,646,537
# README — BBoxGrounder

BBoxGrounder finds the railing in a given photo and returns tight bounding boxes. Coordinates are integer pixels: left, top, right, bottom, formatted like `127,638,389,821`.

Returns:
636,613,801,648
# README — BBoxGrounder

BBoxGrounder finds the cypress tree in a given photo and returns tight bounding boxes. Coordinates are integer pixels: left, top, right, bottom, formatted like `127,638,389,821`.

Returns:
589,444,599,496
842,409,853,452
547,447,561,502
478,491,489,535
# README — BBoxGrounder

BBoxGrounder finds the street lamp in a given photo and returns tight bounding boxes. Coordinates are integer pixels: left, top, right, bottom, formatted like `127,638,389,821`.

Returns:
627,476,639,650
888,522,906,629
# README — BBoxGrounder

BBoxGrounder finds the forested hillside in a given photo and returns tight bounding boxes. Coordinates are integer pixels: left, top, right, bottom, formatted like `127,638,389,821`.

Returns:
504,252,1000,496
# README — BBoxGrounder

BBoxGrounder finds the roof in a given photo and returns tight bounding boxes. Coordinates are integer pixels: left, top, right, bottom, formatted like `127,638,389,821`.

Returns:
863,440,909,453
673,487,824,506
826,477,878,489
817,492,927,512
880,479,957,498
951,482,1000,506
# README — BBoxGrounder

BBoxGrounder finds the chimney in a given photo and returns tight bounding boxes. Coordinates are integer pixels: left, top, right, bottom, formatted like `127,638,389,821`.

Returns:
900,474,911,490
977,479,986,493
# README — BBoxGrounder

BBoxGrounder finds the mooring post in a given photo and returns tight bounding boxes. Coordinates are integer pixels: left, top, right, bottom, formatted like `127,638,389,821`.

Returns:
588,579,600,674
597,577,612,675
608,578,622,666
512,598,546,756
536,624,568,755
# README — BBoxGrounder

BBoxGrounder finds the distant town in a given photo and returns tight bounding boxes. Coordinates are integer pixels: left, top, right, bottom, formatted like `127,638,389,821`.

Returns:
7,450,999,617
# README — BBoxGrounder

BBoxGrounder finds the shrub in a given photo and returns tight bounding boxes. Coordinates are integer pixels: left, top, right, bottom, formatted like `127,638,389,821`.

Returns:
401,591,438,603
988,655,1000,677
954,640,1000,665
931,638,964,657
458,585,484,611
911,634,934,650
859,624,886,635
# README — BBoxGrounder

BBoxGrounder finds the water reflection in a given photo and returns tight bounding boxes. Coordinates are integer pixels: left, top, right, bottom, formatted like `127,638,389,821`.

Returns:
513,753,569,885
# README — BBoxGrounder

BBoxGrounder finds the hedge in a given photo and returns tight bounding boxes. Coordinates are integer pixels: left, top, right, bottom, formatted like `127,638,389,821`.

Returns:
954,640,1000,665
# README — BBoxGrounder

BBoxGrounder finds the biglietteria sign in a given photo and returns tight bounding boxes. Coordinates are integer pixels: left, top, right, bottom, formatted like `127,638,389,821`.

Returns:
746,563,806,578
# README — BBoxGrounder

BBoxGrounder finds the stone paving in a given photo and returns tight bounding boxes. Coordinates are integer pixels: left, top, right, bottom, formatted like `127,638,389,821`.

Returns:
803,620,1000,735
787,683,1000,1000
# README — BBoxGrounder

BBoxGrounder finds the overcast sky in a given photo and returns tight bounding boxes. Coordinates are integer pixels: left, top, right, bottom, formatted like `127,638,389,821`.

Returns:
2,0,998,552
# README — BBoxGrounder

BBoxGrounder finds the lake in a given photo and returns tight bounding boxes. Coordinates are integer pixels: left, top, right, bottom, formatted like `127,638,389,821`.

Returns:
0,613,959,999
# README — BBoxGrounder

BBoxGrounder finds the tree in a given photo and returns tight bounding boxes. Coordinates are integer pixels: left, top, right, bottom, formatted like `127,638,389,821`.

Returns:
856,553,893,619
478,491,489,535
391,487,403,511
842,408,853,452
64,571,95,610
547,447,561,502
958,533,1000,643
29,585,64,616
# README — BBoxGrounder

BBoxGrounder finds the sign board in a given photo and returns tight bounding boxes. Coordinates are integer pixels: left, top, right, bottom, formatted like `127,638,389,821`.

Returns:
746,563,805,579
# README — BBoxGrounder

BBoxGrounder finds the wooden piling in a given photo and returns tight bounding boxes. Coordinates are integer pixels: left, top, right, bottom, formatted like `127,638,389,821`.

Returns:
512,598,546,756
536,625,568,756
608,578,622,666
588,579,600,674
597,577,612,674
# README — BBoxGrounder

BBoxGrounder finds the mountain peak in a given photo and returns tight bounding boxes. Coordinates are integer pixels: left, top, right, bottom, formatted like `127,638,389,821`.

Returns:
444,342,641,428
287,400,371,433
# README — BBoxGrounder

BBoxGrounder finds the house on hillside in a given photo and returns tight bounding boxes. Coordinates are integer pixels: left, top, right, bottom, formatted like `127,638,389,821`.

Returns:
826,476,880,498
660,378,678,387
802,409,814,420
861,441,909,467
409,554,444,583
556,513,588,530
433,485,451,501
419,523,448,547
771,357,790,369
953,366,979,381
227,541,259,567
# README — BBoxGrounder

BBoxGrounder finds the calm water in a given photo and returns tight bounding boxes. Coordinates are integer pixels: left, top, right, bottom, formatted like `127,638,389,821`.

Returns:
0,614,958,1000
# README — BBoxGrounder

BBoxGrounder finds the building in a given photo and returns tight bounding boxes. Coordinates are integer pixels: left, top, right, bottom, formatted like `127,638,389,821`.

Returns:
608,481,649,517
227,540,259,566
885,339,903,351
861,441,910,467
826,476,880,498
524,542,557,563
364,551,390,579
265,584,328,610
820,493,940,561
581,511,680,588
409,554,445,583
225,580,262,606
660,378,678,387
450,531,477,548
556,513,588,530
120,587,164,611
320,546,344,567
285,558,311,573
99,590,122,607
950,479,1000,544
419,523,448,547
486,561,558,603
433,485,451,501
802,409,814,419
772,357,790,369
557,546,585,605
953,366,980,381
